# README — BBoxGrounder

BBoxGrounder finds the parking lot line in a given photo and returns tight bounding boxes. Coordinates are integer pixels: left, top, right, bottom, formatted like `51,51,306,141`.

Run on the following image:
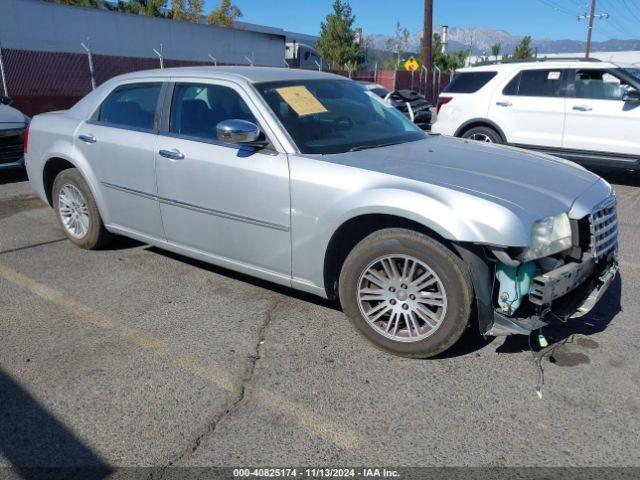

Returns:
0,261,359,450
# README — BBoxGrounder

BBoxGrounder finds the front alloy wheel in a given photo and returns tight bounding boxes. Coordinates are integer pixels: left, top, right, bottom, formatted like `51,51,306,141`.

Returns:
339,228,473,358
357,254,448,342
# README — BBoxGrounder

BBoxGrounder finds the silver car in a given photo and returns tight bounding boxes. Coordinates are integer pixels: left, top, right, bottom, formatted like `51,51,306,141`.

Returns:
25,67,618,358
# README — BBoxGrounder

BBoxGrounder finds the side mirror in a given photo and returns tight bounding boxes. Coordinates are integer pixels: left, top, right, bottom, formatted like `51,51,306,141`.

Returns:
0,96,12,106
622,89,640,103
216,119,261,145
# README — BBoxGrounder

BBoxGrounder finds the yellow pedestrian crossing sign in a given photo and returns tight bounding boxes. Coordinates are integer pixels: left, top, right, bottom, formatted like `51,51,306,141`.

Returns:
404,56,420,72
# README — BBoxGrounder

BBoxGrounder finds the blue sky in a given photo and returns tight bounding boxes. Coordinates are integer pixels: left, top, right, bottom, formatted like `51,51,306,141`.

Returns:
203,0,640,41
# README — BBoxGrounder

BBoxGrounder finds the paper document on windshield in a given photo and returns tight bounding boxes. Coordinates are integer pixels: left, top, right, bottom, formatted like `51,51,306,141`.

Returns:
276,86,328,116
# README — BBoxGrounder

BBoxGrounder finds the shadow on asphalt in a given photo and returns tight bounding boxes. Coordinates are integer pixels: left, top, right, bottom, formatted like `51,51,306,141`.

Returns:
146,246,342,312
147,247,499,359
0,168,28,186
0,368,112,479
496,274,622,356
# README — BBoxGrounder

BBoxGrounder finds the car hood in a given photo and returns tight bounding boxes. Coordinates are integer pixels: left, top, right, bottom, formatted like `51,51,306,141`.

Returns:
0,104,28,128
320,136,600,217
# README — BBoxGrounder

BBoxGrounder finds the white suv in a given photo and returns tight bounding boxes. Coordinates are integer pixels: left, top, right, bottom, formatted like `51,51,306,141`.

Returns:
432,61,640,170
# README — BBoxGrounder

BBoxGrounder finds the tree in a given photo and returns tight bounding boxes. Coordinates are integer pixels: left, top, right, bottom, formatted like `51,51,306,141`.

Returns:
47,0,106,7
385,21,410,69
513,36,534,60
490,43,501,64
116,0,168,17
316,0,363,70
431,33,469,71
172,0,202,22
206,0,242,27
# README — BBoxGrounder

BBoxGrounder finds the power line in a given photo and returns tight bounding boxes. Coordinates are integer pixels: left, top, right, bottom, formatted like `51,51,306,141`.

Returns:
618,0,640,24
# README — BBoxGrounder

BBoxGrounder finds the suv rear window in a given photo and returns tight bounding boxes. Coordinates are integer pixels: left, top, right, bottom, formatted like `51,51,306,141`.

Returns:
503,69,565,97
442,72,497,93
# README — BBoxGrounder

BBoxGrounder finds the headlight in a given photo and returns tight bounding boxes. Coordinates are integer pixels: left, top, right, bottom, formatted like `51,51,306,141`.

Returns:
522,213,572,261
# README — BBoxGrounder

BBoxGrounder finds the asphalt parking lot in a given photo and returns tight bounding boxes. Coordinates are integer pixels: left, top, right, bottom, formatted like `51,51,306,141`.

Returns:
1,167,639,473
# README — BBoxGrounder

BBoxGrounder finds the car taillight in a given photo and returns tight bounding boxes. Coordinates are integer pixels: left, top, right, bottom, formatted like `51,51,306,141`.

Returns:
23,124,30,155
436,96,453,114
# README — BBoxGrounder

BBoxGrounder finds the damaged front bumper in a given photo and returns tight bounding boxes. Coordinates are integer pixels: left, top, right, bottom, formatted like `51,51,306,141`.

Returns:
486,253,618,336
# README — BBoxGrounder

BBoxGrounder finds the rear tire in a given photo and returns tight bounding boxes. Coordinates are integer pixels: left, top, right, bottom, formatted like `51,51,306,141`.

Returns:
338,228,473,359
461,126,503,144
52,168,113,249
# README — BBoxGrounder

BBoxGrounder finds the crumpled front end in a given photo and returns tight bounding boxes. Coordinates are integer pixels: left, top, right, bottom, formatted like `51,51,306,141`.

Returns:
459,184,619,337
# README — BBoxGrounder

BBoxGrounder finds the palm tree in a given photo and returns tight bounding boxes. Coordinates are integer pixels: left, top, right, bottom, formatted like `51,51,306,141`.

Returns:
491,43,501,64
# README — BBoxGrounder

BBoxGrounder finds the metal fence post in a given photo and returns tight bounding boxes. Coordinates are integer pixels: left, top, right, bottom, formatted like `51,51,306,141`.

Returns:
80,39,96,90
0,42,8,97
153,44,164,69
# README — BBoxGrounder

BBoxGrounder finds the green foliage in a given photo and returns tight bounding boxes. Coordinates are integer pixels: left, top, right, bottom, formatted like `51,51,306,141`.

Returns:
490,43,501,63
431,33,469,71
171,0,202,22
115,0,168,17
513,36,534,60
316,0,363,70
206,0,242,27
46,0,106,7
385,21,410,69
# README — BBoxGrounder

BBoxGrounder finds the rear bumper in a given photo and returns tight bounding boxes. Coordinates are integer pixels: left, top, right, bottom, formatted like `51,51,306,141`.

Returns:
0,156,25,170
486,253,618,336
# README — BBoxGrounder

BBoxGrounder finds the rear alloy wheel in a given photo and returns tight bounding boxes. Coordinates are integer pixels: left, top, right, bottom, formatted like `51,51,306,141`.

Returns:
53,168,113,249
461,126,503,144
339,229,473,358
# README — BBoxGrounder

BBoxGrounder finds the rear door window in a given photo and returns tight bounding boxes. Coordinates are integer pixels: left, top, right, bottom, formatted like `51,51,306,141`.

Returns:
442,72,497,93
98,83,162,130
504,69,565,97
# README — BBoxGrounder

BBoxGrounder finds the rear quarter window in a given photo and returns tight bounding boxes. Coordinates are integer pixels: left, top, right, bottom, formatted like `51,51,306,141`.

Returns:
442,72,497,93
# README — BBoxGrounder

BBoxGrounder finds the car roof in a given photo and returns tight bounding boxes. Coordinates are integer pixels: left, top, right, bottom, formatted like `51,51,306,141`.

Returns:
113,66,347,84
457,61,619,74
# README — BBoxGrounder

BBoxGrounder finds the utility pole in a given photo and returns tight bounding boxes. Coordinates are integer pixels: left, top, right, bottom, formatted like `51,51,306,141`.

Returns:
577,0,609,59
422,0,433,71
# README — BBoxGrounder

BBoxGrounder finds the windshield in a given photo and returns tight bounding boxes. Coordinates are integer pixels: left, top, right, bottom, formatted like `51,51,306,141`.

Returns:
254,79,425,154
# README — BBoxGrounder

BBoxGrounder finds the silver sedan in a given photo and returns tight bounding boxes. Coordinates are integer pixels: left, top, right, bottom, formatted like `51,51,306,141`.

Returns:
25,67,618,358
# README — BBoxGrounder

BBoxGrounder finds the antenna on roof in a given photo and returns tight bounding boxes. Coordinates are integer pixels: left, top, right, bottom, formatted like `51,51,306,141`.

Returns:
208,54,217,66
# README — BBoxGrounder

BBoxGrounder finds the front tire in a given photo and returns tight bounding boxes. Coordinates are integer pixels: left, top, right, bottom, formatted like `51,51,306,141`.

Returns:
461,126,503,144
52,168,113,249
339,229,473,359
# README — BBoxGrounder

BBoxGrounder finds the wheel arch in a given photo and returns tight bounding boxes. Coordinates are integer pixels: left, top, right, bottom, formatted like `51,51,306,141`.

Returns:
322,213,458,300
41,155,109,225
454,118,507,143
43,157,76,206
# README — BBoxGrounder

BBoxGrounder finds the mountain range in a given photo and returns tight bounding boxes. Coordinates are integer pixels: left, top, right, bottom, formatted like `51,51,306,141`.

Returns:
367,25,640,55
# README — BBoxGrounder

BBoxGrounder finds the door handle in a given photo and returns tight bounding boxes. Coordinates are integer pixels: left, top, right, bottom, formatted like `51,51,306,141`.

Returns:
496,101,512,107
573,105,593,112
78,134,97,144
159,149,185,160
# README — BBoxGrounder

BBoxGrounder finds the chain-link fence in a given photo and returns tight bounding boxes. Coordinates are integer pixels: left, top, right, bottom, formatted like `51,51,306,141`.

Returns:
1,47,452,117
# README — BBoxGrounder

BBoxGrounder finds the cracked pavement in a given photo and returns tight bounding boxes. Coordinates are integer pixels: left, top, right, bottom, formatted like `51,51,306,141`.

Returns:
1,169,640,471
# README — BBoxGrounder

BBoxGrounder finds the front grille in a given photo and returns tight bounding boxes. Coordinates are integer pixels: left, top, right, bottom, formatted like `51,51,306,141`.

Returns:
0,129,25,165
590,195,618,261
